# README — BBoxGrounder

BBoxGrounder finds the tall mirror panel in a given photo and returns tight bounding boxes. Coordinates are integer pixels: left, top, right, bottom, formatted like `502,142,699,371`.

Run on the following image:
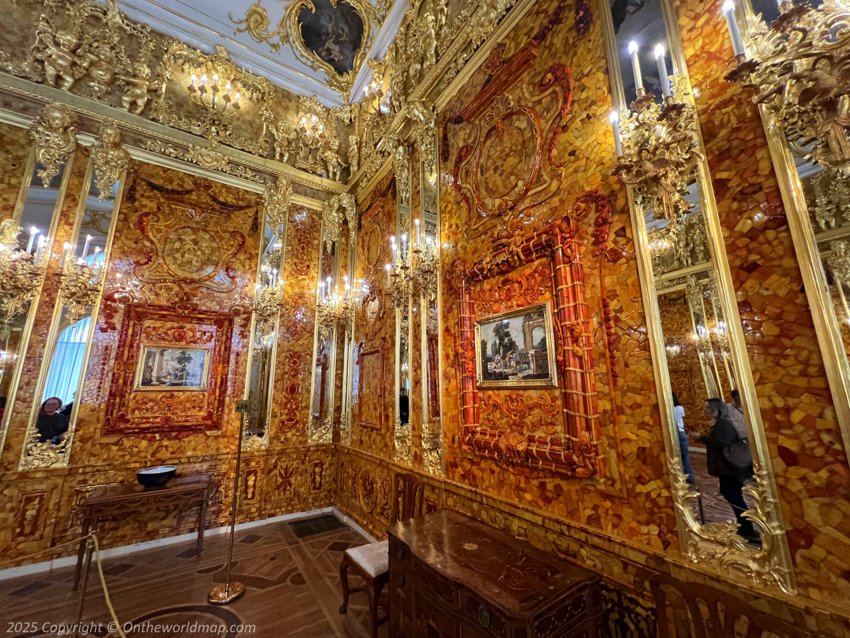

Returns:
602,0,795,592
0,149,70,454
21,155,123,469
245,213,285,448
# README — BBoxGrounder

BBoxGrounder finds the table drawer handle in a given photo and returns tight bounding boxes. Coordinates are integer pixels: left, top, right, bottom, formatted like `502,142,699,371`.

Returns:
477,605,491,629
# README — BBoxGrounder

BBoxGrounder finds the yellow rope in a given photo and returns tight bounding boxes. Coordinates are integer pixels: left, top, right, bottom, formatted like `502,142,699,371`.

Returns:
88,533,126,638
0,533,125,637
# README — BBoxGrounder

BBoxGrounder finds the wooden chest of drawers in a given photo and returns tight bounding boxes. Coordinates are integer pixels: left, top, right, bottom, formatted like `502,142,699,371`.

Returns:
388,510,602,638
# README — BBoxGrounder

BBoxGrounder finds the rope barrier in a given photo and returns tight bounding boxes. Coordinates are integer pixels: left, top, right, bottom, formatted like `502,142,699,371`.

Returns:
0,532,125,638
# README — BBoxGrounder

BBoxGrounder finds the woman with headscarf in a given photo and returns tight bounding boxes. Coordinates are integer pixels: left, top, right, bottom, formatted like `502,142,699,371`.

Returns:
701,397,758,543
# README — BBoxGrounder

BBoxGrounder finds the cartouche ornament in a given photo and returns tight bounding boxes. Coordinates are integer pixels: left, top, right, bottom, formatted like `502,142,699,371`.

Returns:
29,104,77,187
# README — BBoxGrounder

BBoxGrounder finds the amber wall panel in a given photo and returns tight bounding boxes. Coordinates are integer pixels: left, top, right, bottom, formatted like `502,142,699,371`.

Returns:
0,123,30,219
436,0,674,546
0,161,334,565
673,0,850,605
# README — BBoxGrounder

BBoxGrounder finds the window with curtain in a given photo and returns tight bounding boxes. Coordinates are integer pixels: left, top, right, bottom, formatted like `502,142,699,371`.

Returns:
42,315,91,405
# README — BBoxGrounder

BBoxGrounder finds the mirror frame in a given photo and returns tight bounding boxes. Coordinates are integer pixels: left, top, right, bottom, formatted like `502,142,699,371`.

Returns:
598,0,796,593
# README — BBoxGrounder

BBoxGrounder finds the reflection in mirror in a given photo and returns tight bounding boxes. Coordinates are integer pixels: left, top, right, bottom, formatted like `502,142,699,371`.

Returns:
0,155,68,451
395,186,412,464
21,162,121,469
418,138,442,474
245,221,284,448
609,0,763,549
310,242,337,442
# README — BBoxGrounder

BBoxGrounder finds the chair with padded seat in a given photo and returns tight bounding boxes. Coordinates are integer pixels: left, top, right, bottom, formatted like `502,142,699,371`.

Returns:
339,472,424,638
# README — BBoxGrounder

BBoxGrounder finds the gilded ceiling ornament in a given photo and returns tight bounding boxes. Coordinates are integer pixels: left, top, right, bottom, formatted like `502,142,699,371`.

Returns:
230,0,388,97
90,122,129,200
726,1,850,170
29,103,77,187
265,177,293,231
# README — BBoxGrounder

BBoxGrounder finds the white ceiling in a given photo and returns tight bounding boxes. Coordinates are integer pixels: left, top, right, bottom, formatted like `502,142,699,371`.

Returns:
117,0,408,106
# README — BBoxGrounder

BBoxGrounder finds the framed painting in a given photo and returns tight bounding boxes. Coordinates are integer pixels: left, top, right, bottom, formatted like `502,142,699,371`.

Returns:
474,304,558,389
134,346,211,391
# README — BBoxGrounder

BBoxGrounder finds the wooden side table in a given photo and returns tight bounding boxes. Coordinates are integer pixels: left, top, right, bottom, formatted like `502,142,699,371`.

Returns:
73,476,210,591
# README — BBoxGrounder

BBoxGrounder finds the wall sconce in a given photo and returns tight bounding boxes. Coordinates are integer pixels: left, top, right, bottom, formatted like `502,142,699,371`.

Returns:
58,236,105,325
316,276,356,339
187,71,242,117
0,220,48,326
253,265,283,342
723,0,850,169
611,42,702,226
384,223,440,308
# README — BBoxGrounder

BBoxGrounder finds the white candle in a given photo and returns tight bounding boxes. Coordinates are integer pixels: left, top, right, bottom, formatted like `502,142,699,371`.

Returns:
609,111,622,156
654,44,671,97
415,219,421,248
60,242,73,269
26,227,37,254
319,281,325,299
385,263,392,287
35,236,46,262
628,41,643,92
401,234,408,261
390,235,397,263
81,234,92,260
722,1,746,57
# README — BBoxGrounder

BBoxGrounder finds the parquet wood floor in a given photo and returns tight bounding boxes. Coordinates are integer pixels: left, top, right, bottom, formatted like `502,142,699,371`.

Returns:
0,515,388,638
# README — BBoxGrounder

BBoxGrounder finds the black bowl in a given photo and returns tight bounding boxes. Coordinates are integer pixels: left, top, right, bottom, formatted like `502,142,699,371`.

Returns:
136,465,177,489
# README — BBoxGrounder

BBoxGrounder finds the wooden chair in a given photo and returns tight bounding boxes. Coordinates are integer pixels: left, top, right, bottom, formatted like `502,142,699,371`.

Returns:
339,473,425,637
650,572,811,638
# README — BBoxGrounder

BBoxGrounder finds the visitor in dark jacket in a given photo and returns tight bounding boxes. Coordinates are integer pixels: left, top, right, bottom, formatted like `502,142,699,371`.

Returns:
701,397,758,543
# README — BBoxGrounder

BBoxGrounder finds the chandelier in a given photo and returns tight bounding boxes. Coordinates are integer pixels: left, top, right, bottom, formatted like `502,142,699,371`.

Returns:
723,0,850,169
0,220,48,326
385,221,440,308
188,72,242,117
611,43,702,227
58,236,105,325
316,276,356,339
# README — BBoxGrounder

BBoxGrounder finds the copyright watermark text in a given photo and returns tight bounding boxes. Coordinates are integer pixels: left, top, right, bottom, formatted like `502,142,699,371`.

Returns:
6,620,257,635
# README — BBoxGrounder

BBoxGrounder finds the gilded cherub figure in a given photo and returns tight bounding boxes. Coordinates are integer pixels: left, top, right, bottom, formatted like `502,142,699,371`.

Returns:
422,12,438,68
348,134,360,174
81,41,117,99
118,63,153,115
32,19,81,91
270,120,297,163
321,138,345,182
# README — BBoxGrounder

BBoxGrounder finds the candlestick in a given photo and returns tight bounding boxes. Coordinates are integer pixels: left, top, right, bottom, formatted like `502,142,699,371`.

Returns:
722,1,746,57
81,234,92,260
654,44,671,97
628,41,643,92
26,227,37,254
60,242,72,269
385,263,391,288
609,111,623,156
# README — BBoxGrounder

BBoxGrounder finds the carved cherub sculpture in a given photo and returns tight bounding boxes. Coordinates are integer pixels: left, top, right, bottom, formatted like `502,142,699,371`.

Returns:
348,134,360,174
270,120,297,163
33,22,80,91
422,13,438,68
81,41,117,99
321,138,345,182
118,63,153,115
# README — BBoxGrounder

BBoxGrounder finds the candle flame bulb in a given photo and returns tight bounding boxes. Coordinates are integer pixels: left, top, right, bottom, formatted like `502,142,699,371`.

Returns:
654,43,665,59
628,40,638,55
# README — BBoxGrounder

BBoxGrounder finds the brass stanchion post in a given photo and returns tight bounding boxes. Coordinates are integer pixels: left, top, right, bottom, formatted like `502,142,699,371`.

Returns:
207,400,249,604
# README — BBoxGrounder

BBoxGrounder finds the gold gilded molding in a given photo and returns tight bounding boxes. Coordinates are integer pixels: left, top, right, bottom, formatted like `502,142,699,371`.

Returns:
29,103,77,186
151,42,273,157
90,122,129,199
322,192,356,250
265,176,293,231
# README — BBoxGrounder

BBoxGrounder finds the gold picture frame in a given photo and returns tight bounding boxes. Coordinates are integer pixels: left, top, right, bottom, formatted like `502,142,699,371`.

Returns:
474,303,558,389
134,345,212,392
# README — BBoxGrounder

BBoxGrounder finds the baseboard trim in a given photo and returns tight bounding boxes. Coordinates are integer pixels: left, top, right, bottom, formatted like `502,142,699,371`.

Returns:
331,507,378,543
0,506,334,582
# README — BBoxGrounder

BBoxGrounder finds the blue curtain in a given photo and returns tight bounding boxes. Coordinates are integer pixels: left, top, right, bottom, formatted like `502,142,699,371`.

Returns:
42,316,91,405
